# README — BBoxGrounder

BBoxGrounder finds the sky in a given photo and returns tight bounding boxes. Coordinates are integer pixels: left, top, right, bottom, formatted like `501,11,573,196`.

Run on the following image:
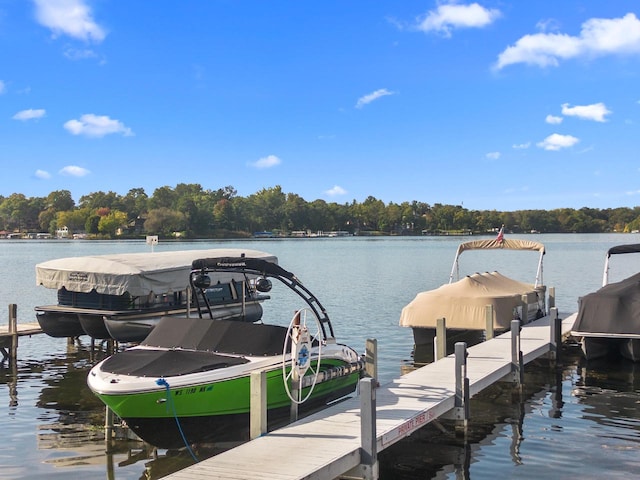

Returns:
1,1,640,211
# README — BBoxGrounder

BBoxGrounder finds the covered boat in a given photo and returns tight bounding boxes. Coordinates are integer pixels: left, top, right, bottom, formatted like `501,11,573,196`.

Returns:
400,231,547,361
87,255,364,448
572,244,640,361
35,248,275,341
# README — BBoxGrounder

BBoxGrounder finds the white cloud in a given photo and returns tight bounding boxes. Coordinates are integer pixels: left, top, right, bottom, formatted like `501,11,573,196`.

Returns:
63,48,99,61
512,142,531,149
537,133,579,151
485,151,501,160
325,185,347,196
64,114,133,137
561,102,611,122
495,13,640,69
0,80,5,94
13,109,46,121
356,88,395,109
59,165,90,177
417,2,501,37
34,169,51,179
250,154,281,169
546,114,563,124
33,0,106,42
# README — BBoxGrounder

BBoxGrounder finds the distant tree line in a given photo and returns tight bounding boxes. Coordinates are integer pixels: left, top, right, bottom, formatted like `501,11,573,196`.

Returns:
1,184,640,238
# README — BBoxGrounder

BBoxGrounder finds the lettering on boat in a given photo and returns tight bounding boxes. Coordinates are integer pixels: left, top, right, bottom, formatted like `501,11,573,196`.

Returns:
215,261,247,268
69,271,89,282
174,385,213,396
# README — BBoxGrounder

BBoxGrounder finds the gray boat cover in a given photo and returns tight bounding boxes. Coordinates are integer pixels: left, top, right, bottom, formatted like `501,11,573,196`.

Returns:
572,272,640,338
399,271,543,330
35,248,277,296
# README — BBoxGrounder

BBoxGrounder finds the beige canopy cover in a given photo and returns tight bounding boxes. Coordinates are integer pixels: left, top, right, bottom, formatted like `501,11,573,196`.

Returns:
399,271,539,330
455,238,545,255
35,248,277,297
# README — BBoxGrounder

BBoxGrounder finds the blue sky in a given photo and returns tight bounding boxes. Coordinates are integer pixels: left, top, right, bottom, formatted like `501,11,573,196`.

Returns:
1,1,640,211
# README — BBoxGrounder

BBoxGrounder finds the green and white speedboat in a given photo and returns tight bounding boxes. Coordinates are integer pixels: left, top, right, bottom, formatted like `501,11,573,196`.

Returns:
87,255,364,449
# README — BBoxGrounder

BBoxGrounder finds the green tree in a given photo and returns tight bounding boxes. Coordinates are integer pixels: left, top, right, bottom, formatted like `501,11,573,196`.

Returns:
78,191,122,211
284,193,309,231
149,186,177,210
56,208,91,233
213,198,234,231
98,210,128,237
85,214,101,234
0,193,30,231
248,186,287,231
144,207,186,236
46,190,75,211
120,188,148,220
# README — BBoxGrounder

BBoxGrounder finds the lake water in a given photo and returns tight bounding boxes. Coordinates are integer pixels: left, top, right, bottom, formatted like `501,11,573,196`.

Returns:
1,235,639,479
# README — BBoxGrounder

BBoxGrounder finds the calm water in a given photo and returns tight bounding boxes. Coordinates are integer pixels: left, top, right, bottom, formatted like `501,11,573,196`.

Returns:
1,235,639,479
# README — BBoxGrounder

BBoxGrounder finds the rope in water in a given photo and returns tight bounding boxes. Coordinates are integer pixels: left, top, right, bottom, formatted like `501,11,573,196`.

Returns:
155,378,199,462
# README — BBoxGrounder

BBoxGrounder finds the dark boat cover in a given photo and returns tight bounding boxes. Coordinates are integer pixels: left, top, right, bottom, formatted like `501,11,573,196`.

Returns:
572,272,640,337
99,348,249,377
142,317,289,356
99,318,290,377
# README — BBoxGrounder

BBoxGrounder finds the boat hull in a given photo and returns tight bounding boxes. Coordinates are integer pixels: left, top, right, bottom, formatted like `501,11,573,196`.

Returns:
90,358,360,448
104,302,264,343
78,313,112,339
35,310,84,338
581,336,640,362
119,379,357,448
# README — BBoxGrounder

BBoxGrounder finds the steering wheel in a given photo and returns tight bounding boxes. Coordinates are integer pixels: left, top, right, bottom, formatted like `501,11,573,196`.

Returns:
282,308,323,404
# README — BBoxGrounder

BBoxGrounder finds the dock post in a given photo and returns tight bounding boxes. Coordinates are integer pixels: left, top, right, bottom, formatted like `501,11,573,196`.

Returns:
290,383,299,422
250,370,267,439
521,294,529,323
485,305,494,340
359,377,378,480
9,304,18,364
511,319,524,391
454,342,469,435
365,339,378,385
548,287,556,312
105,405,114,451
548,307,561,364
435,318,446,361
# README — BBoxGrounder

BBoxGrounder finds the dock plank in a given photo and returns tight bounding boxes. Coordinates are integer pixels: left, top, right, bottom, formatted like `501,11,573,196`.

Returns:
0,322,43,337
165,312,577,480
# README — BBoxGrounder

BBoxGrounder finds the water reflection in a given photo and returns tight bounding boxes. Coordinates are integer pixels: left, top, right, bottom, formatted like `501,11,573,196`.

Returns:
379,346,640,479
380,356,558,479
2,338,640,479
0,339,220,479
574,355,640,443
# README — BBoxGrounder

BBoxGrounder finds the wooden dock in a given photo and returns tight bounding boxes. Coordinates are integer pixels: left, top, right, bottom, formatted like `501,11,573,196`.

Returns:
0,321,42,337
165,310,576,480
1,304,43,361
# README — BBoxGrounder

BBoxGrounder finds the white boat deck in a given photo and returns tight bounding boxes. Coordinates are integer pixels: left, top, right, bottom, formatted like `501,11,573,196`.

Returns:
165,311,577,480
